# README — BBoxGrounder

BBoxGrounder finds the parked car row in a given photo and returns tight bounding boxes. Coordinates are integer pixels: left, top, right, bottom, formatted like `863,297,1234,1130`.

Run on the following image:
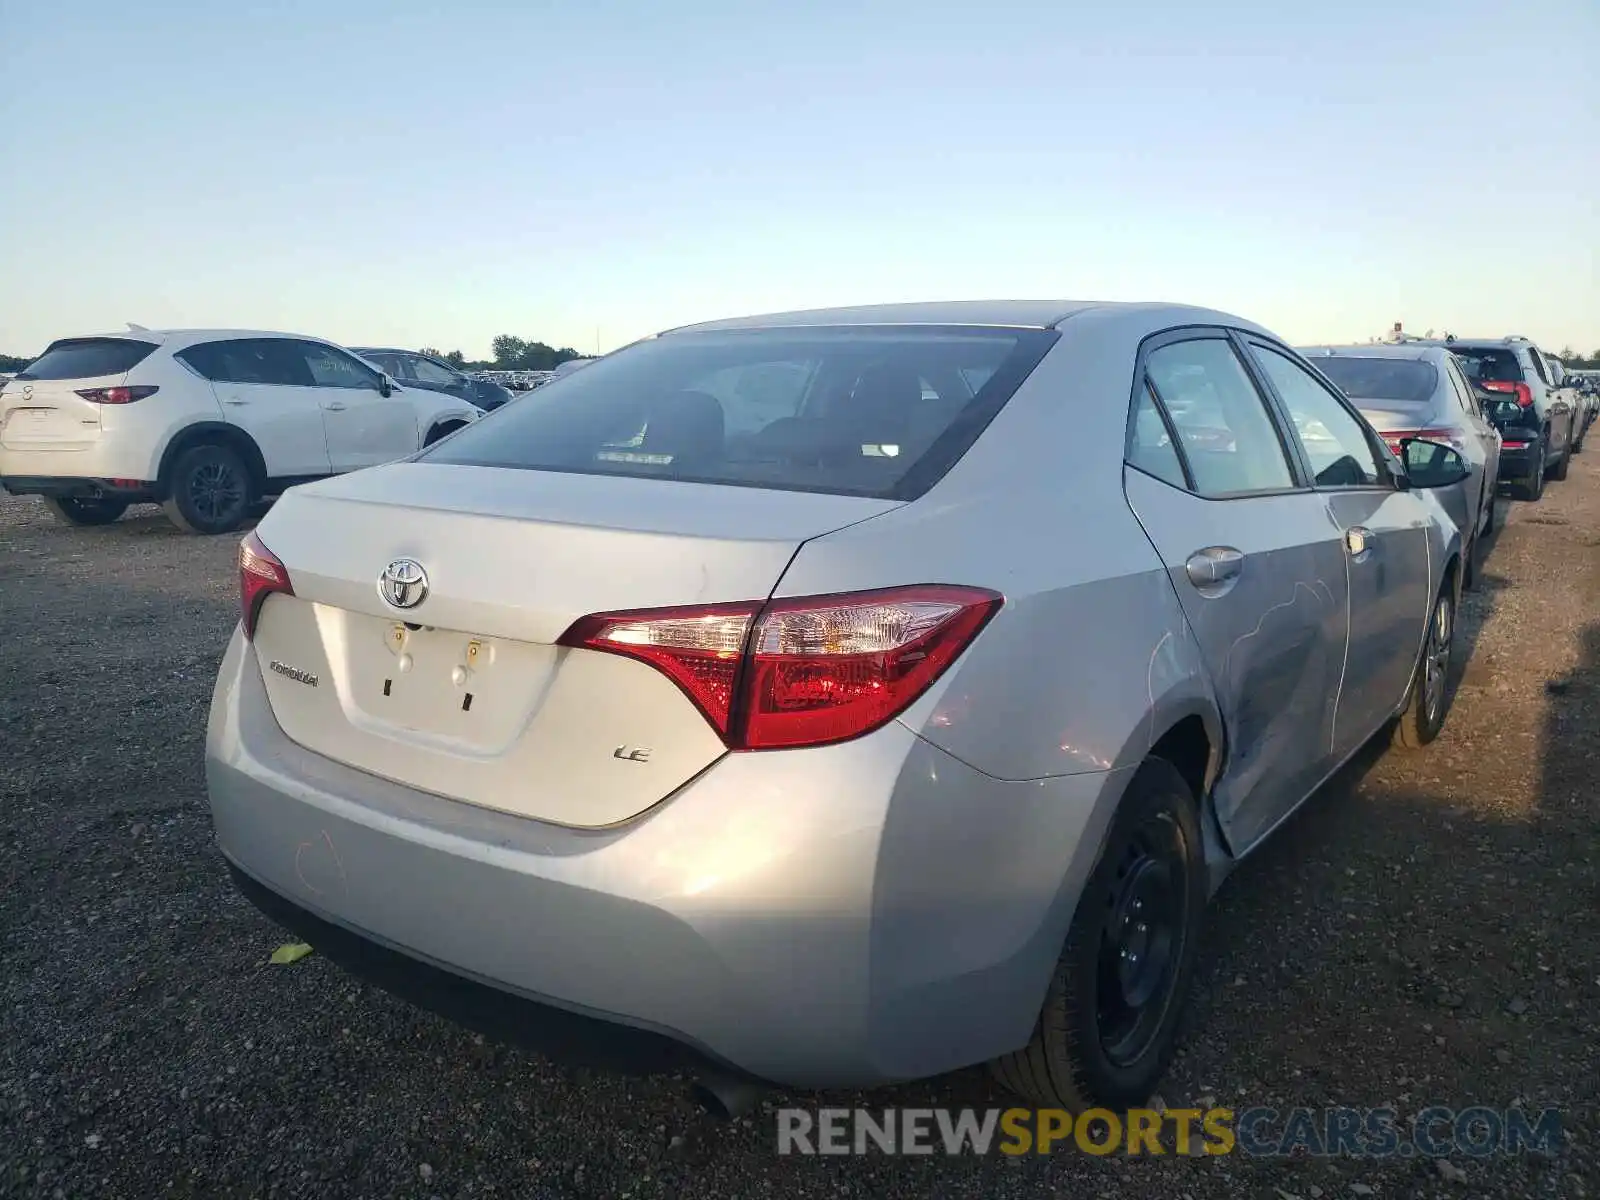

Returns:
198,298,1551,1122
353,348,515,412
0,329,482,533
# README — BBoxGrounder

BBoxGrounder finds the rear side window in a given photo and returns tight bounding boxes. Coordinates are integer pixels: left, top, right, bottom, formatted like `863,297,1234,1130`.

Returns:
1525,347,1550,384
1307,357,1437,405
18,338,158,380
179,339,314,386
1451,348,1523,385
1126,383,1189,489
420,327,1058,500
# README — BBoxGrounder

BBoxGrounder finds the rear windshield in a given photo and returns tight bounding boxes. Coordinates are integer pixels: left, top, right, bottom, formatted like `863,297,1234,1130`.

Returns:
18,338,158,381
1310,357,1437,405
1450,348,1523,385
419,326,1058,500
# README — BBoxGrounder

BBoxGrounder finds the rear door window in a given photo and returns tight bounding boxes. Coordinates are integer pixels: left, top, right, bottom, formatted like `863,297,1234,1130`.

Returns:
419,326,1057,500
1144,337,1297,497
179,339,313,387
18,338,158,380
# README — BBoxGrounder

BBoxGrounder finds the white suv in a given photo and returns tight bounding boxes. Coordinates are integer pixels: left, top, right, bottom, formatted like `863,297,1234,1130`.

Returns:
0,330,481,533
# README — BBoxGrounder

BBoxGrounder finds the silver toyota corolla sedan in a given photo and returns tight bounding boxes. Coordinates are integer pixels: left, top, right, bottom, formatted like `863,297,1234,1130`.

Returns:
206,301,1470,1115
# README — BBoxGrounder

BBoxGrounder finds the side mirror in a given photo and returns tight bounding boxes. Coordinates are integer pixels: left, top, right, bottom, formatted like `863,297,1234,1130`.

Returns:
1402,438,1469,488
377,374,394,398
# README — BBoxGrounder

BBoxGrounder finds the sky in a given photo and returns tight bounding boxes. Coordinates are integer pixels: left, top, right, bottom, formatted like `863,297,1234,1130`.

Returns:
1,0,1596,359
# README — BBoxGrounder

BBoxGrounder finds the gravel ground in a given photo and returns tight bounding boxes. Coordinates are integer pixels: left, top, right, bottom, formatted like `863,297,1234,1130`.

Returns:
2,456,1597,1200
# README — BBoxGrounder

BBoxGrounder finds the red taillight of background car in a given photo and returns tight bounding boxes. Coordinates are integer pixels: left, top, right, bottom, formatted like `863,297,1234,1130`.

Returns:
239,530,293,638
559,585,1003,750
1480,380,1534,408
74,385,159,404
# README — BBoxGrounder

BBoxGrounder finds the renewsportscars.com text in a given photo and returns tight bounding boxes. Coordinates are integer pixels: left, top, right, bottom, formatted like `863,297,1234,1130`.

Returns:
775,1106,1562,1158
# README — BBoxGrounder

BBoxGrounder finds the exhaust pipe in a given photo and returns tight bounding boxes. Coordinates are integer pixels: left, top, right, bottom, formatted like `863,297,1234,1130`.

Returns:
690,1072,764,1120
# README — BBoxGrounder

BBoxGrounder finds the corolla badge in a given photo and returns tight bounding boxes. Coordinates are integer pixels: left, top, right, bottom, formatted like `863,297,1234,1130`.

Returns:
378,558,429,609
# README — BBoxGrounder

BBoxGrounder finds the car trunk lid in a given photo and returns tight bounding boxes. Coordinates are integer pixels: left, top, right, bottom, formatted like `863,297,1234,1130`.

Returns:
0,336,162,451
0,377,117,450
247,462,901,826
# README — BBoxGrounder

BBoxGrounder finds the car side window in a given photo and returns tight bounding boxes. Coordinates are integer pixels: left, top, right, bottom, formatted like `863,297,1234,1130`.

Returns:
1144,337,1296,497
1126,382,1189,489
181,339,310,387
1250,344,1385,488
297,342,383,390
1443,359,1478,416
409,356,460,387
1525,347,1550,385
176,342,227,381
361,351,407,379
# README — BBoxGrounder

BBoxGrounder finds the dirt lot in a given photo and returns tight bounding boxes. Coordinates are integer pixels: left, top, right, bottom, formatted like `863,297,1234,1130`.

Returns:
2,456,1597,1200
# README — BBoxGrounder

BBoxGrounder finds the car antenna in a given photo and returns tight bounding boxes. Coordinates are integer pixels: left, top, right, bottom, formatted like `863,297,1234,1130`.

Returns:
126,322,150,332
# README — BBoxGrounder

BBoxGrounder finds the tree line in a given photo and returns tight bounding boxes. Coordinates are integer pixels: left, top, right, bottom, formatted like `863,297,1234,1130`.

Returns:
430,336,587,373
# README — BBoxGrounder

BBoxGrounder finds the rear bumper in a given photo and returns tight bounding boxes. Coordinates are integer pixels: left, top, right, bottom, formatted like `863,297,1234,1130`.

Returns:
1,474,157,501
205,629,1125,1088
1495,438,1542,477
226,859,751,1081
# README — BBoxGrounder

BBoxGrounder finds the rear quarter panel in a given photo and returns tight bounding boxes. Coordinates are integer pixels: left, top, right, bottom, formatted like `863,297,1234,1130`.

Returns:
773,308,1220,783
118,351,229,480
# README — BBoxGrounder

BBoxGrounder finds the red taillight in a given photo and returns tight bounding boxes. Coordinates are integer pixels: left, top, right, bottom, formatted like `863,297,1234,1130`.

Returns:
559,585,1003,751
1501,439,1528,449
239,530,293,638
558,601,759,736
1481,380,1534,408
75,385,158,404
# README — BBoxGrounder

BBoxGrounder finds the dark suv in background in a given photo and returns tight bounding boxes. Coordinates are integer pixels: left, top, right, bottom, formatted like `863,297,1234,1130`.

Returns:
1430,337,1577,501
352,348,514,412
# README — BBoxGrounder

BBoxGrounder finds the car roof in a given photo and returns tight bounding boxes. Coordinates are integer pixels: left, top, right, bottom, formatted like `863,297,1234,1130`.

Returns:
660,299,1273,337
52,328,349,351
1415,337,1534,350
1299,344,1454,363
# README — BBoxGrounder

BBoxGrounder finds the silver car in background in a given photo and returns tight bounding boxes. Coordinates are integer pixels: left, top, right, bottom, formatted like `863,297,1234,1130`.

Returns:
206,301,1470,1115
1300,344,1501,587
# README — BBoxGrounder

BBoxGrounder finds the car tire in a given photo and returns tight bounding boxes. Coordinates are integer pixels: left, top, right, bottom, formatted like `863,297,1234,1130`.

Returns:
161,442,253,535
1392,580,1457,751
1517,441,1545,501
1549,441,1571,482
43,496,128,527
988,756,1206,1112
